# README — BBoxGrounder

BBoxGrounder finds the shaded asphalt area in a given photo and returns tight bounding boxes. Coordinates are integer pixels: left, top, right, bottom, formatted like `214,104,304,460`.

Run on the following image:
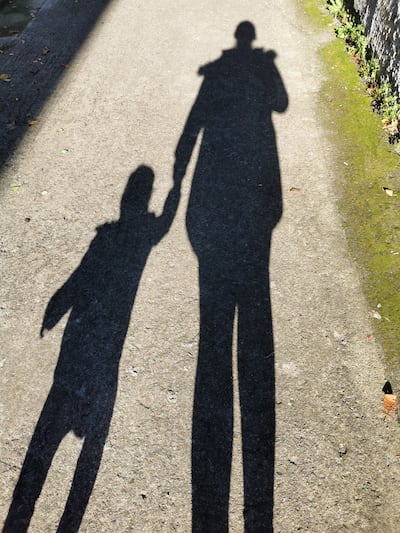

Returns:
0,0,111,168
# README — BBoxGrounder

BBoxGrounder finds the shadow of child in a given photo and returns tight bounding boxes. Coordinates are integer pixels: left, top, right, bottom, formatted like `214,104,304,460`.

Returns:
3,165,180,533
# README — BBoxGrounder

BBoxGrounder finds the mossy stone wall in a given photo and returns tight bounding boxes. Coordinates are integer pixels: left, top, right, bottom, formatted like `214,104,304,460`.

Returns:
353,0,400,95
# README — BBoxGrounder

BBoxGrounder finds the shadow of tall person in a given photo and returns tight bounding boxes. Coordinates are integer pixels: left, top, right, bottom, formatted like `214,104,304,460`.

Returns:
173,21,288,532
3,166,180,533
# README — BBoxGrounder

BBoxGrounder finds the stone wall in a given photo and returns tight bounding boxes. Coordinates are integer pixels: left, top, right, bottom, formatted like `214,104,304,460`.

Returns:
352,0,400,95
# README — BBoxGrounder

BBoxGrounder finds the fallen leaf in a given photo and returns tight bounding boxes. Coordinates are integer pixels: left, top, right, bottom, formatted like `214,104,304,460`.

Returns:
383,392,398,421
338,444,347,456
290,187,301,193
383,187,395,196
383,118,399,136
10,185,21,192
0,73,11,82
27,119,39,126
42,46,50,55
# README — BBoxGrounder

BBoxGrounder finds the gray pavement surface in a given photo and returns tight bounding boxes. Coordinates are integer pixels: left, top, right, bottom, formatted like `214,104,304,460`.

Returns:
2,1,400,531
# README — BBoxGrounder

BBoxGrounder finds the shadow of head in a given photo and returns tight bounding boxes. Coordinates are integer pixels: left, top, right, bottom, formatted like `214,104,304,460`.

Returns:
234,20,256,49
120,165,155,220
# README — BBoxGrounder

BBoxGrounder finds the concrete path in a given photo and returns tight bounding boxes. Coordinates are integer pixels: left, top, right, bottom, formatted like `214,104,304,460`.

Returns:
2,1,400,531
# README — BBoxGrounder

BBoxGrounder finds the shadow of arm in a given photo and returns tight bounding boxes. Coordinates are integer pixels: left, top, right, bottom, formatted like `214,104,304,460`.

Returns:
154,184,181,241
174,80,207,184
40,269,79,337
263,51,289,113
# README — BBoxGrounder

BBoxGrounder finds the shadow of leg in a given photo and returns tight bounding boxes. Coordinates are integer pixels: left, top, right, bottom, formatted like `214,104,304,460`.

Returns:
238,276,275,533
56,406,112,533
192,265,236,533
3,387,69,533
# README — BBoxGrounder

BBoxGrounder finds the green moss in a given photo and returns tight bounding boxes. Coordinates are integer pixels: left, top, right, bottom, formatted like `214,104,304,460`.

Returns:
300,0,331,28
301,2,400,365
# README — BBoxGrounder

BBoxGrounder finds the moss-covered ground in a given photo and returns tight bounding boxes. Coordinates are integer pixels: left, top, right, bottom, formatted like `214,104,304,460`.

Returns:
301,1,400,367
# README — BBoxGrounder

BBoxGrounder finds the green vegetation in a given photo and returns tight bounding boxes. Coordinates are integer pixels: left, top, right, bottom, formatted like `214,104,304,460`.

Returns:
326,0,400,144
301,1,400,366
300,0,331,28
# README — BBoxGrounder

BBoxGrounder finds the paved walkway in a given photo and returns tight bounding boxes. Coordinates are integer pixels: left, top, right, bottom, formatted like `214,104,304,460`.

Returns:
2,1,400,531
